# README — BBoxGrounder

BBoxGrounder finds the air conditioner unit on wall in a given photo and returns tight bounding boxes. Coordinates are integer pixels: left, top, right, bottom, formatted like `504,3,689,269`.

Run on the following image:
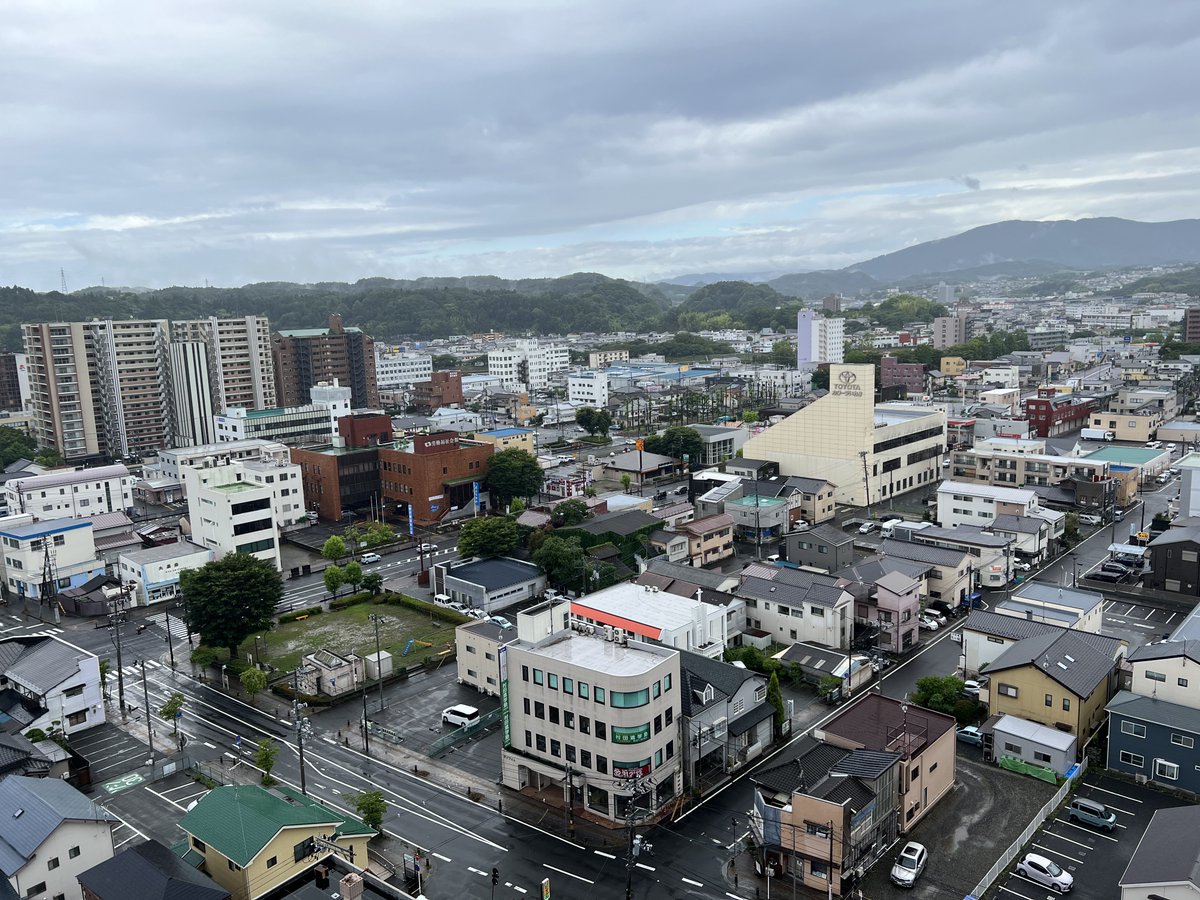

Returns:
1135,774,1148,784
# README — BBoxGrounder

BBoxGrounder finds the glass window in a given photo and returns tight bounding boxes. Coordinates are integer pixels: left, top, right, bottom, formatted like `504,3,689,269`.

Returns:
595,686,605,704
655,749,663,767
1119,750,1144,767
611,724,651,744
581,749,592,768
1062,698,1071,711
550,740,561,758
533,669,544,685
564,711,575,729
548,673,558,690
665,706,673,726
566,744,576,763
550,707,560,725
652,681,661,699
579,716,590,735
666,740,674,759
535,702,545,719
610,688,650,708
597,755,608,774
596,721,607,740
578,683,589,700
1122,721,1147,738
664,674,672,691
1155,759,1180,780
654,714,662,735
536,734,547,752
564,677,574,694
525,730,532,748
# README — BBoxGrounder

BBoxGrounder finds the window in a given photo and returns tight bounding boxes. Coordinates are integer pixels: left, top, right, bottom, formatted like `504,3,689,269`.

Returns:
595,687,605,704
665,707,673,726
68,847,80,860
580,716,590,735
664,674,671,691
227,860,241,872
63,685,84,697
1062,698,1071,712
550,740,561,758
47,858,59,871
1181,678,1190,688
610,689,649,708
549,707,560,725
536,734,547,752
1034,751,1052,764
655,749,663,767
25,884,45,898
1155,759,1180,781
525,730,532,748
192,838,207,852
1045,693,1053,707
597,755,608,774
581,749,592,768
1004,742,1022,754
534,701,545,720
652,681,661,699
267,857,278,868
998,683,1018,698
1145,670,1167,683
66,710,87,727
533,669,544,685
566,744,576,763
654,715,662,735
596,721,607,740
564,711,574,729
548,673,559,690
666,740,674,759
564,677,574,694
523,698,531,715
522,665,530,682
578,683,589,700
1172,734,1195,749
805,822,831,838
1122,721,1147,738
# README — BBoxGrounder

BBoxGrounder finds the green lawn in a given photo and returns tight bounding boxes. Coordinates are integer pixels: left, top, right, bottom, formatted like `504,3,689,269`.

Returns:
243,600,462,673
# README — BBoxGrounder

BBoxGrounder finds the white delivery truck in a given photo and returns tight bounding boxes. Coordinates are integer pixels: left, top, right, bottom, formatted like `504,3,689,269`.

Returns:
1080,428,1115,441
883,520,934,539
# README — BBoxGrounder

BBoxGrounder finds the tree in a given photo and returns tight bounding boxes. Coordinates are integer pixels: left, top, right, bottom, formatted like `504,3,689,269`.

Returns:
644,426,703,462
240,667,268,706
551,499,590,528
741,410,759,424
576,407,598,435
485,448,544,505
509,497,526,515
818,674,842,702
180,554,282,660
533,535,585,589
324,564,346,598
769,340,795,367
0,426,36,469
458,517,521,558
362,572,384,596
811,367,830,390
910,675,966,717
353,790,387,832
620,474,632,494
766,670,786,732
343,561,364,593
322,535,347,563
33,448,63,468
254,738,279,784
159,692,185,735
432,353,459,370
363,520,394,547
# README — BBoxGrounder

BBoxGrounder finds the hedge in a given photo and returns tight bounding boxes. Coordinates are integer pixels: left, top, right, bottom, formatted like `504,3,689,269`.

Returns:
377,592,471,625
330,591,373,611
279,606,323,623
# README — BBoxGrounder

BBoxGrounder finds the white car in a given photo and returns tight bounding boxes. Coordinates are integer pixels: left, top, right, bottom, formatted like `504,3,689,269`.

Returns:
1078,514,1103,526
1016,852,1073,892
360,552,382,564
922,609,947,626
890,841,927,887
1012,561,1032,572
858,521,878,534
490,615,514,630
418,543,436,553
918,616,940,631
1168,443,1178,452
465,608,488,619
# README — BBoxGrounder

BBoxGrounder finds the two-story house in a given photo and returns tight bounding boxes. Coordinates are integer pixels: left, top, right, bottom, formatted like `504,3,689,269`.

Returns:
0,636,105,736
679,515,735,568
77,839,231,900
737,563,853,650
678,651,772,792
0,516,105,602
960,610,1124,680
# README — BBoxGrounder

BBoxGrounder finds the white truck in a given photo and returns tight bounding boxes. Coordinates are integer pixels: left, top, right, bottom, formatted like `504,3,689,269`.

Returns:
881,520,933,538
1081,428,1115,441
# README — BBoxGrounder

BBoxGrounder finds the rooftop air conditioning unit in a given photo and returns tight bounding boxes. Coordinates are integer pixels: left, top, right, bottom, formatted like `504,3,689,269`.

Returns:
604,625,614,641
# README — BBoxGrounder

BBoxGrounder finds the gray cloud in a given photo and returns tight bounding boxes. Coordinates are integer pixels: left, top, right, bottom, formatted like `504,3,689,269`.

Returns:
2,0,1200,290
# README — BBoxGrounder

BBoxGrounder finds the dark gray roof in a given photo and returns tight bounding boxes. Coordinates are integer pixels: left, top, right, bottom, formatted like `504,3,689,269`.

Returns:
991,514,1048,535
738,564,849,609
77,839,231,900
573,509,662,537
914,526,1010,548
752,737,849,795
1130,640,1200,665
1119,804,1200,889
830,749,901,780
783,475,835,493
823,692,957,755
641,557,732,591
986,630,1115,697
811,775,876,812
778,642,847,673
881,538,966,567
0,775,115,876
3,637,88,695
1106,690,1200,735
965,610,1123,656
835,557,930,590
797,523,854,547
1149,525,1200,547
679,650,762,718
728,703,774,737
443,557,542,591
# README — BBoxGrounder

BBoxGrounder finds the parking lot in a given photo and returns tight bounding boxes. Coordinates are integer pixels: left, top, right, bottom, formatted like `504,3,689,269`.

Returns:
71,722,156,790
991,773,1188,900
99,770,211,849
1102,598,1180,648
857,748,1057,899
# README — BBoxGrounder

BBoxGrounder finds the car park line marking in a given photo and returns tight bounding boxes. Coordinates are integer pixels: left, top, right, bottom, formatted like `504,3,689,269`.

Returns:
1087,784,1142,803
1033,843,1084,863
594,851,616,859
1090,801,1134,817
1166,612,1178,624
434,853,452,862
1011,872,1059,891
996,885,1038,900
1043,825,1101,847
514,887,527,894
203,741,215,748
143,785,188,811
543,864,594,884
468,867,487,876
682,877,704,887
101,806,148,847
1133,623,1155,629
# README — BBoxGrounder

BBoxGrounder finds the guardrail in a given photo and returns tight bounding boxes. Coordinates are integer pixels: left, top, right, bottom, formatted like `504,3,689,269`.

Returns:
426,707,503,757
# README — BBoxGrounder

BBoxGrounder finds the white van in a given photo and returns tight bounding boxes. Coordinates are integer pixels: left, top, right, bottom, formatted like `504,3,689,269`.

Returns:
433,594,454,607
441,704,480,728
880,519,905,538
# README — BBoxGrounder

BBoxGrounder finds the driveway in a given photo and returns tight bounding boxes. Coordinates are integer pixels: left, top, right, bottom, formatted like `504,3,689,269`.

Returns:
858,747,1057,899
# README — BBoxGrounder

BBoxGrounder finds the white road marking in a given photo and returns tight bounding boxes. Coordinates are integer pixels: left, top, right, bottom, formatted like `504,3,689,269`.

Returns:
514,887,527,895
1040,826,1098,849
1167,612,1178,624
143,786,187,811
543,864,594,884
203,741,216,748
682,877,704,887
594,850,616,859
1087,783,1142,803
1033,843,1083,862
997,885,1038,900
434,853,453,862
636,863,655,871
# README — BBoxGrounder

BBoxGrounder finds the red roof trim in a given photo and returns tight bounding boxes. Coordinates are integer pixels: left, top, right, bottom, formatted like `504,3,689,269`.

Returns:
570,603,663,639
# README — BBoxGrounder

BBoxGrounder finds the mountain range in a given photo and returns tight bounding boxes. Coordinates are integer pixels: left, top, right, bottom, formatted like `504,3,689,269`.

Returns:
667,217,1200,298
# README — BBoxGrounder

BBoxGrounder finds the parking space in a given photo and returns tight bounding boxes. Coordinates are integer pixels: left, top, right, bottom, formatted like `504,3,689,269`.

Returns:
99,770,206,849
1103,599,1179,648
992,773,1188,900
70,722,154,789
857,749,1057,899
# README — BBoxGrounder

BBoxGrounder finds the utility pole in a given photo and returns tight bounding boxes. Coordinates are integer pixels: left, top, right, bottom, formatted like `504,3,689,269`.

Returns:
111,584,131,717
140,659,152,740
369,614,385,713
361,673,371,755
564,764,576,838
623,777,651,900
293,669,312,795
164,609,176,669
859,450,872,520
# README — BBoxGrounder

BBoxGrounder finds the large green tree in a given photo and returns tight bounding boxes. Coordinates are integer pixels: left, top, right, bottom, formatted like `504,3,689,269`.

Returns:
485,448,544,506
458,516,521,558
0,426,37,469
321,535,347,563
533,536,586,589
550,498,590,528
910,675,966,716
180,554,282,659
644,426,703,461
354,790,387,832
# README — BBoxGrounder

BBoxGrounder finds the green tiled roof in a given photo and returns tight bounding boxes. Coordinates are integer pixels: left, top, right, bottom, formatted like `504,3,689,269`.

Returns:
170,840,205,869
178,785,372,867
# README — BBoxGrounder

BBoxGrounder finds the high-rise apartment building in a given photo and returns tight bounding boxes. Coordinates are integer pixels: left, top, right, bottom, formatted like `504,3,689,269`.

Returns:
487,339,569,392
932,310,971,349
0,353,26,412
170,316,276,412
273,314,378,410
795,311,845,368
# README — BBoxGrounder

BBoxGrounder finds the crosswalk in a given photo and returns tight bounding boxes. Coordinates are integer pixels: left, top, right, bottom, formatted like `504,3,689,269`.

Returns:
117,658,165,679
146,613,192,642
0,614,64,637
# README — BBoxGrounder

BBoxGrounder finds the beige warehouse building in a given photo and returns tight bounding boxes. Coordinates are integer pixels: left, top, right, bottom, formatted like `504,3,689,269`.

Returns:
743,364,946,507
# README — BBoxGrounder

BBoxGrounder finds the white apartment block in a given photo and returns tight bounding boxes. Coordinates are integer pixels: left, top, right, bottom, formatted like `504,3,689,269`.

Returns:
374,348,433,389
567,371,610,408
795,311,844,366
487,340,570,392
500,602,683,825
169,341,217,446
148,439,290,492
181,446,305,570
91,318,173,459
4,465,133,521
0,515,105,601
936,481,1039,528
170,315,276,411
1,636,106,736
214,380,352,446
118,541,214,606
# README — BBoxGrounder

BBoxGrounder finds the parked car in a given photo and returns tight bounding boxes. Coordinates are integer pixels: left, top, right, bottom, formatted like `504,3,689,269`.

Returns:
1147,440,1163,449
1089,571,1123,583
653,491,668,501
1067,797,1117,832
465,608,487,619
1101,561,1132,577
956,726,984,746
360,552,382,564
889,842,928,888
447,601,469,613
918,616,939,631
1078,513,1103,526
922,608,947,627
674,485,689,495
1168,443,1178,452
858,521,878,534
927,599,960,619
962,678,985,698
418,543,436,553
1015,852,1073,892
490,615,514,630
1012,561,1032,572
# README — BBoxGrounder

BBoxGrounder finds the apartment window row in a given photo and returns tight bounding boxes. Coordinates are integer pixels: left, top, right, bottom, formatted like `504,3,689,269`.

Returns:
521,697,673,743
521,666,672,707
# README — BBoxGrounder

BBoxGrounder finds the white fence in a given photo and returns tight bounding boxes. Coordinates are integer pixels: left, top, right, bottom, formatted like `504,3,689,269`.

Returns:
967,756,1086,898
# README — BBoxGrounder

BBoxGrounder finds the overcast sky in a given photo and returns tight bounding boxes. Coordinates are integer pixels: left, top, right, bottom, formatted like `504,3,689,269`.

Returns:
3,1,1200,291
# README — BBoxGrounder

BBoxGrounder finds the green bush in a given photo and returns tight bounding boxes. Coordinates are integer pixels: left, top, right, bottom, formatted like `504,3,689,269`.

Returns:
190,646,224,668
330,591,373,611
378,592,470,625
279,606,323,623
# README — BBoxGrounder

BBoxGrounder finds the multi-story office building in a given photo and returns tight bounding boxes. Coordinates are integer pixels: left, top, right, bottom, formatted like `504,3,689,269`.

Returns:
290,414,395,523
0,352,25,412
412,371,464,413
500,601,683,825
374,347,433,390
273,314,378,409
567,371,609,407
487,340,569,392
880,355,926,395
181,444,305,570
214,380,352,446
931,310,970,349
0,515,106,601
795,311,844,366
379,431,493,527
3,464,133,521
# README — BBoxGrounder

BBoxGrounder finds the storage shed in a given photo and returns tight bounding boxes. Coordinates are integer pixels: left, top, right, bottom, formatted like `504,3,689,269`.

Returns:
987,714,1078,776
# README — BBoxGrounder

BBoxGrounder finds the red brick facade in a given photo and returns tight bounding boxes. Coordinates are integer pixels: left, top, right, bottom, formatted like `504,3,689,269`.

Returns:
380,432,493,526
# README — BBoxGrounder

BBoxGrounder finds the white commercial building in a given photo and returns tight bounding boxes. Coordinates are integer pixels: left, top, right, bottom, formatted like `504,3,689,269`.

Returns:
796,310,844,366
570,582,732,658
487,340,570,392
936,481,1039,529
0,515,105,601
3,464,133,521
148,439,290,493
374,348,433,390
213,380,353,446
500,601,683,825
182,446,305,570
567,370,610,407
743,364,945,506
118,541,214,606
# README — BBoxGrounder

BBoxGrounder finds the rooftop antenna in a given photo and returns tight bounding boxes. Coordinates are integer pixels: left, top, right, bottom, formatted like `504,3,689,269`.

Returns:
59,268,67,294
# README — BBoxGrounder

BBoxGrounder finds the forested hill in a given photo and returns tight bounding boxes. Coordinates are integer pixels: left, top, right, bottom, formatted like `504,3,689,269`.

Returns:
0,273,672,350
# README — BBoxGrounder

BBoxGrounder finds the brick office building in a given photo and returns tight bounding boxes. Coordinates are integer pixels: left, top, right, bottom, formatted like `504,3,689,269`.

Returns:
380,432,493,527
273,314,379,409
290,414,393,522
1024,390,1098,438
412,371,464,413
880,355,926,396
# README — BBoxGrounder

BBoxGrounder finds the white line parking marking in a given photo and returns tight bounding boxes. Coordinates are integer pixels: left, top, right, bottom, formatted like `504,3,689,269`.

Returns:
434,853,452,862
997,885,1038,899
636,863,655,871
1053,818,1119,842
682,877,704,887
1033,843,1084,862
594,850,616,859
1041,827,1097,849
1087,784,1142,803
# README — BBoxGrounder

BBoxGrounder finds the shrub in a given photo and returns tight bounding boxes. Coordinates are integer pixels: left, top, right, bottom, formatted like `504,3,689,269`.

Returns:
378,592,470,624
279,606,323,623
190,646,223,668
330,591,373,611
953,698,982,725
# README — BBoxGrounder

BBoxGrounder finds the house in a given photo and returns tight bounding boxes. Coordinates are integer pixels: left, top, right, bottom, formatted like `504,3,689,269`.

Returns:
1105,691,1200,793
0,775,116,900
990,514,1052,564
0,636,105,736
639,556,739,594
960,610,1124,678
295,649,362,698
1142,525,1200,595
678,651,771,791
783,524,855,572
177,784,374,900
431,557,546,613
571,582,730,658
871,570,923,654
775,643,873,700
985,629,1119,740
0,516,106,602
779,475,838,525
880,538,974,607
737,563,853,650
906,525,1012,590
648,529,689,564
77,839,230,900
1118,805,1200,900
988,714,1078,776
602,450,678,490
455,619,516,697
0,732,69,781
936,481,1039,528
998,582,1104,633
816,693,957,833
678,514,734,568
751,736,902,897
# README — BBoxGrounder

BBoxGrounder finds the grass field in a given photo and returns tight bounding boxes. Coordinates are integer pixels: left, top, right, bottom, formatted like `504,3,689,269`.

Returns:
242,599,462,673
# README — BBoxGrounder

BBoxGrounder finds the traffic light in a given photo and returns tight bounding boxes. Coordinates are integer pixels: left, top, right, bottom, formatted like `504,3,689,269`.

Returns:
635,439,644,451
492,867,499,885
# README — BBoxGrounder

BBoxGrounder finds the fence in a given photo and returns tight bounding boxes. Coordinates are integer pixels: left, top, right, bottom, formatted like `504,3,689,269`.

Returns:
426,707,503,757
968,755,1087,898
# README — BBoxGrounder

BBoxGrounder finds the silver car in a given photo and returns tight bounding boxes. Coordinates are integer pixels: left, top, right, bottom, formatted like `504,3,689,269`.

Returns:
1016,852,1073,892
890,841,927,887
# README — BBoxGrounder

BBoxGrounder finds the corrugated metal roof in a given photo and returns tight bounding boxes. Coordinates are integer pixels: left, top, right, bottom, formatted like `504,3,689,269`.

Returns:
4,638,88,695
0,775,115,876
